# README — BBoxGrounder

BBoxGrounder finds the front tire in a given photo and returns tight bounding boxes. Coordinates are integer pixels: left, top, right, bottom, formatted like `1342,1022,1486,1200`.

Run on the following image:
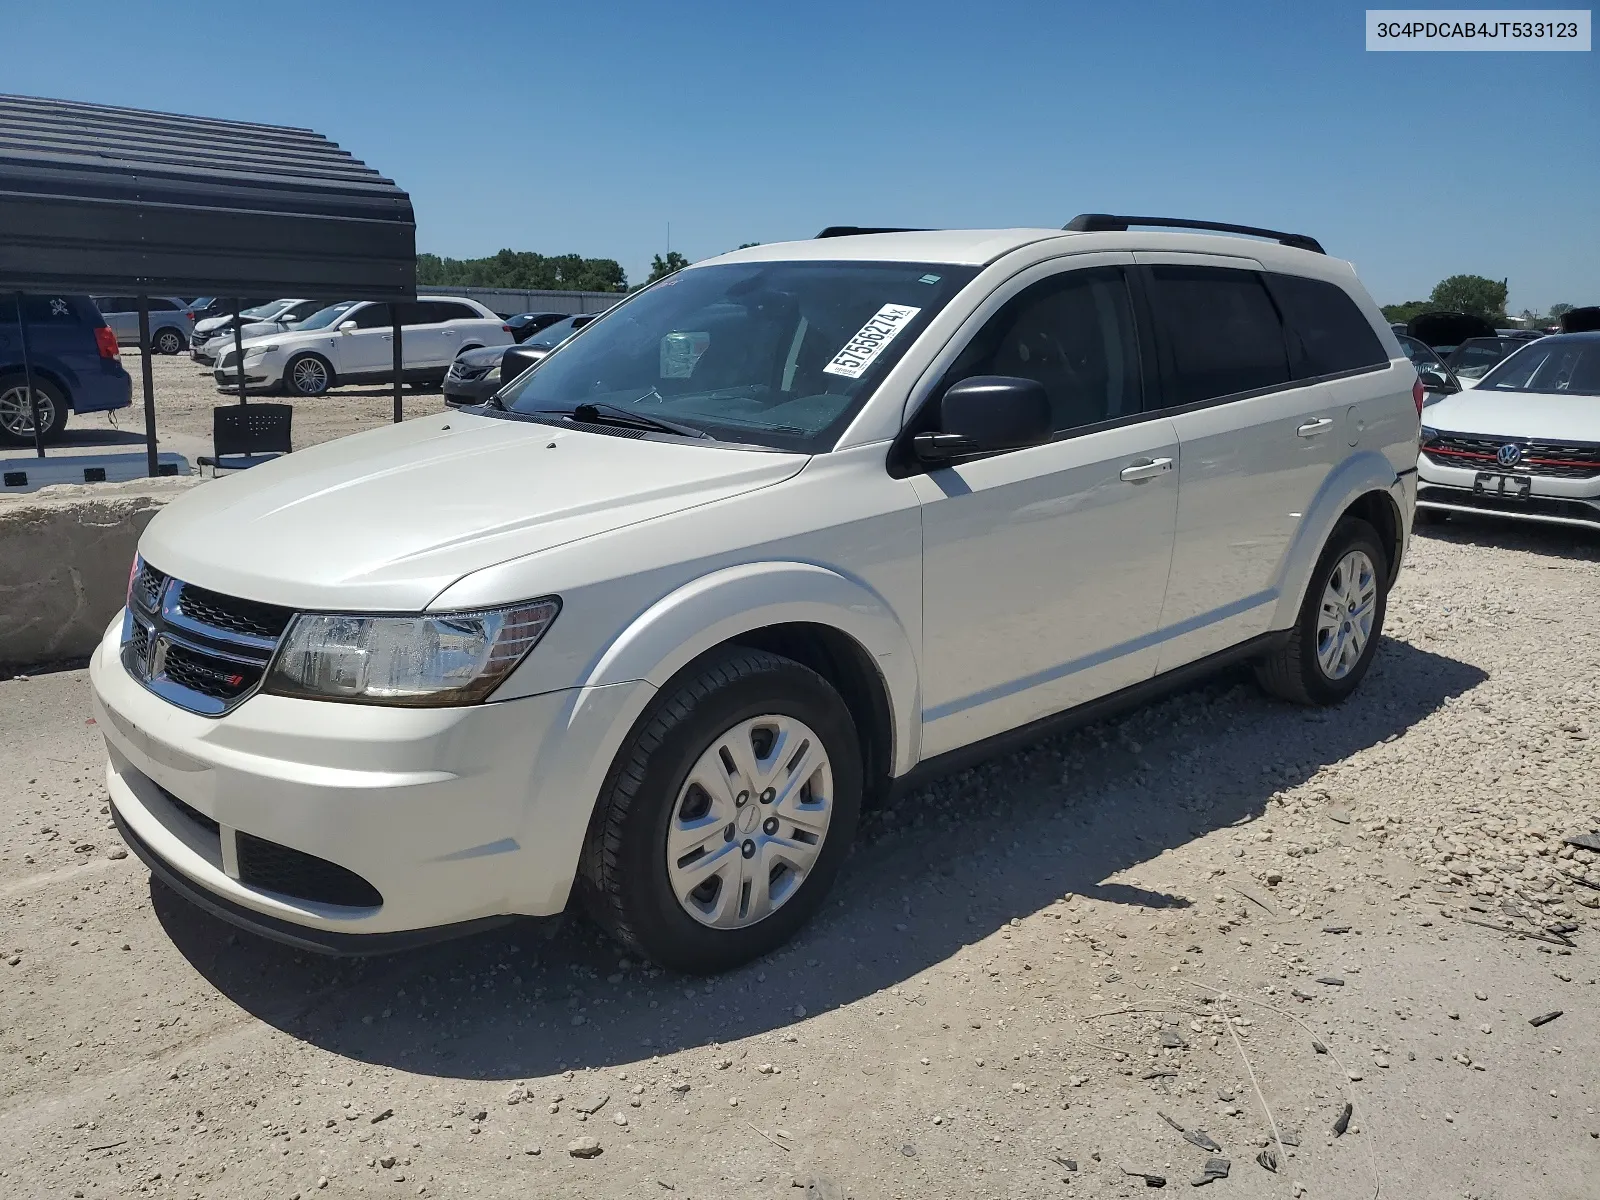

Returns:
0,375,68,446
1255,517,1388,706
580,648,863,974
283,353,333,396
152,327,186,355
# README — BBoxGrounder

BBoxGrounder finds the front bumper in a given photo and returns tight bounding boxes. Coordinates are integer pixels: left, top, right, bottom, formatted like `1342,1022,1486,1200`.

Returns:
443,375,500,407
90,616,649,948
1417,454,1600,530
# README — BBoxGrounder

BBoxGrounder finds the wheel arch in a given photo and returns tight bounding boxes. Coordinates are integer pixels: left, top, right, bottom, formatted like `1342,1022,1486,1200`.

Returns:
578,561,920,781
283,350,337,392
1269,451,1406,630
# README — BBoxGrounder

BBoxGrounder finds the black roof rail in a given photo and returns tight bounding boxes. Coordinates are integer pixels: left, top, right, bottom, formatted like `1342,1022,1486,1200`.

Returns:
1062,214,1325,255
814,226,933,239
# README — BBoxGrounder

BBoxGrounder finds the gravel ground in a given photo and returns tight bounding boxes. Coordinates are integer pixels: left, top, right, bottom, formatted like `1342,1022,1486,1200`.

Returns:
57,350,450,461
2,521,1598,1199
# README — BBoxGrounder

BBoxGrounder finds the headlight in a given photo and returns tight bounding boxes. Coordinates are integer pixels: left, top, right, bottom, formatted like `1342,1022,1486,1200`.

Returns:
484,365,501,381
1419,425,1438,440
245,344,278,357
264,599,560,706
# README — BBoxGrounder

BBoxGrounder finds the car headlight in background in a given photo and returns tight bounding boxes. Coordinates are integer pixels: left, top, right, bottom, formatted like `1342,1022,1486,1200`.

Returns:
1419,425,1438,441
244,344,278,358
264,599,560,706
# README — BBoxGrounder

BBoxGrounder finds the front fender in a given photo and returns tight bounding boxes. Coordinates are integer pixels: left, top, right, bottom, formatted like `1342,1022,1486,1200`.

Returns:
584,561,922,775
1269,450,1402,630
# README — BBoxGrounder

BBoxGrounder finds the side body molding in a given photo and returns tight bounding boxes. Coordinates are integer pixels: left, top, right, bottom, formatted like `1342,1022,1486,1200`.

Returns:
584,561,923,777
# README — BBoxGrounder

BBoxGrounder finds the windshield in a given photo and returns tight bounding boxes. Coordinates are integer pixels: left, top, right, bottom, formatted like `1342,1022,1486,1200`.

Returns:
295,301,360,331
522,316,586,349
1479,338,1600,396
1449,339,1519,379
496,261,977,451
239,301,290,320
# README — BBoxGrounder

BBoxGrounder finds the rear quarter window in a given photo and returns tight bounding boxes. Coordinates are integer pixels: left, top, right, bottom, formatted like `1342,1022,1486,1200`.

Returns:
1266,273,1387,378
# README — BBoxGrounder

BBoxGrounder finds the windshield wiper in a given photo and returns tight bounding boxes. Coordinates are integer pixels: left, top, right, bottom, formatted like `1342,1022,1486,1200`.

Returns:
568,402,711,439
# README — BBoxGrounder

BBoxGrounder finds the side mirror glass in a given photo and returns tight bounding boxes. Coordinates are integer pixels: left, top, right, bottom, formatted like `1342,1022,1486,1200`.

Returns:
338,320,358,333
913,375,1052,463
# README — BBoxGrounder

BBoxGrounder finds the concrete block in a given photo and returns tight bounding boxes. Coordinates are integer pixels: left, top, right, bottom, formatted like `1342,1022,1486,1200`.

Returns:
0,477,199,670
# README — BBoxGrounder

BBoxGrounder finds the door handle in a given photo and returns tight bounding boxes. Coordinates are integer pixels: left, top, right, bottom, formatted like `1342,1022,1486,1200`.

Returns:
1119,457,1174,482
1296,417,1335,437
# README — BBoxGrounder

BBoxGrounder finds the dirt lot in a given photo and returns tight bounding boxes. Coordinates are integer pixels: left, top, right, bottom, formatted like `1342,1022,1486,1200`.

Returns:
3,521,1599,1200
56,350,452,462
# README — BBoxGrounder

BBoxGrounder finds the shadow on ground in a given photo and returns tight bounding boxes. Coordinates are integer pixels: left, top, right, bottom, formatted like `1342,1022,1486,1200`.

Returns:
53,425,149,448
1415,513,1600,561
153,637,1487,1081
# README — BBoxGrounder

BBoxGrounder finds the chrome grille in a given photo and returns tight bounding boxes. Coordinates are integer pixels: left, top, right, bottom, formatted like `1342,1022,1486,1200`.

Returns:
121,567,294,716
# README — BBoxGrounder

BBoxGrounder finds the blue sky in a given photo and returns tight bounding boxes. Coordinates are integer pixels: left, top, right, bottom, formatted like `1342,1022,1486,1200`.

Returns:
8,1,1596,310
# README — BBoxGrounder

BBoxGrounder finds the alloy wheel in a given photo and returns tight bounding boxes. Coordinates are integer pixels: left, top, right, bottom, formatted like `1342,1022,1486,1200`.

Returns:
0,385,53,438
665,714,834,929
1315,549,1378,680
291,358,329,394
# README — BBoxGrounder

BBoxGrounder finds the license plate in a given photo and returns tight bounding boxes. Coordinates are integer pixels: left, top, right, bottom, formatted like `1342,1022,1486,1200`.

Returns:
1473,472,1531,500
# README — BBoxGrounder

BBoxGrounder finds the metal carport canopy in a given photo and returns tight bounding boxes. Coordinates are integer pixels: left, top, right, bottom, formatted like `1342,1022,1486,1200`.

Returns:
0,93,416,298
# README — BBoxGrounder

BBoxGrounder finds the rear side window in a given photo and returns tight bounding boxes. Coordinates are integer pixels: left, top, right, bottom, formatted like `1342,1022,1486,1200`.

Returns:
437,302,481,321
1266,273,1386,378
148,298,180,312
939,266,1142,433
1147,266,1289,405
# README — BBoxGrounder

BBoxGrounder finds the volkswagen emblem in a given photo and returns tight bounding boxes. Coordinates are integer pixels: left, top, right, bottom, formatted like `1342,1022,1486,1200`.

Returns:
1496,443,1523,468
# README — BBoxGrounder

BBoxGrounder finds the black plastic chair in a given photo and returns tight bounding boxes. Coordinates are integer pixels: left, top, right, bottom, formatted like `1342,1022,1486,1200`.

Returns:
197,404,292,474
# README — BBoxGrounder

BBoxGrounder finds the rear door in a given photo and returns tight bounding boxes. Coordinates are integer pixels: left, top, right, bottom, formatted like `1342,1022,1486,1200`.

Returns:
1136,258,1345,669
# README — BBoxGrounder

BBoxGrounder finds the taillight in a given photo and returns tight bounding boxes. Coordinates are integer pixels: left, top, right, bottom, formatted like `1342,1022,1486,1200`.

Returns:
502,325,514,333
94,326,120,358
1411,377,1425,417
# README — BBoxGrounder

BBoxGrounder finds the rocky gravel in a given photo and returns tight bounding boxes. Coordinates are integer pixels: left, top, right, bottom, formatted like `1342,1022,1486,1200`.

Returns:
2,517,1598,1199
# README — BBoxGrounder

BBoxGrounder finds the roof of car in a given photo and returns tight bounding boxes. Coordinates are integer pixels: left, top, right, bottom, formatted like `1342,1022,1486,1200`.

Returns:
703,228,1340,271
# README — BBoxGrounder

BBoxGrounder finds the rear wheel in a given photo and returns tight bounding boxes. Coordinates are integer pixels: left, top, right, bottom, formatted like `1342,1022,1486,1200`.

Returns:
152,327,186,355
1255,517,1387,706
0,376,67,446
580,648,863,974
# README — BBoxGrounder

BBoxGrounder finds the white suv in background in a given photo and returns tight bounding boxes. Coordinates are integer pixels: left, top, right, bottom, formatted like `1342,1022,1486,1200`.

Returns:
93,217,1418,973
212,297,511,395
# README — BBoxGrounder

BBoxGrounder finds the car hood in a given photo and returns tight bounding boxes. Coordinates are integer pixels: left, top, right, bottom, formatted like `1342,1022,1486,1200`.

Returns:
194,315,235,336
456,343,515,368
1425,388,1600,442
139,411,807,611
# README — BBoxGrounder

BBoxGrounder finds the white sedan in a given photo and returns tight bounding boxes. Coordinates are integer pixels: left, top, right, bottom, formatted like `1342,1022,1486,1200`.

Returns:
213,298,512,395
1417,332,1600,530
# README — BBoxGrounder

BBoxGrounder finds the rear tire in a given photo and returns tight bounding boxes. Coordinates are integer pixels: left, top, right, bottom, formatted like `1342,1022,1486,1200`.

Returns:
579,648,863,974
0,375,68,446
152,327,186,355
1255,517,1388,706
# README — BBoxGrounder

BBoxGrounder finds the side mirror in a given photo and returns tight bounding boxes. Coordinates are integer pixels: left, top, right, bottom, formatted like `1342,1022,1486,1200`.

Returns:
499,345,545,384
913,375,1052,463
1418,366,1458,394
338,320,358,333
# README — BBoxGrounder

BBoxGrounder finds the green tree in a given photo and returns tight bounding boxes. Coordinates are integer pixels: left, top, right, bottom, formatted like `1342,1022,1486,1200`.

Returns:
1549,302,1574,320
415,250,626,292
1381,300,1431,325
1427,275,1509,323
647,251,691,283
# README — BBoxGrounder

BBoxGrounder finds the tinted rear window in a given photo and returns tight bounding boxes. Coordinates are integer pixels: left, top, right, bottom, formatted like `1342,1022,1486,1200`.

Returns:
0,295,98,327
1147,266,1290,405
1266,273,1386,377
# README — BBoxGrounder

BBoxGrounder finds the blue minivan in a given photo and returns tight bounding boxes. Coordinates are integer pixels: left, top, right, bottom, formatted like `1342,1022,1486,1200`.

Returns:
0,294,133,445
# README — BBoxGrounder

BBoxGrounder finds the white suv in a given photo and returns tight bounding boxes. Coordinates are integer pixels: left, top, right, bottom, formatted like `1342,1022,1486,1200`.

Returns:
92,218,1418,972
212,297,511,395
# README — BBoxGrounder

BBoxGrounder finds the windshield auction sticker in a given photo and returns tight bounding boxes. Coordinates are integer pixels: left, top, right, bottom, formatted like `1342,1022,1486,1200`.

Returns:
823,304,923,379
1366,10,1590,50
